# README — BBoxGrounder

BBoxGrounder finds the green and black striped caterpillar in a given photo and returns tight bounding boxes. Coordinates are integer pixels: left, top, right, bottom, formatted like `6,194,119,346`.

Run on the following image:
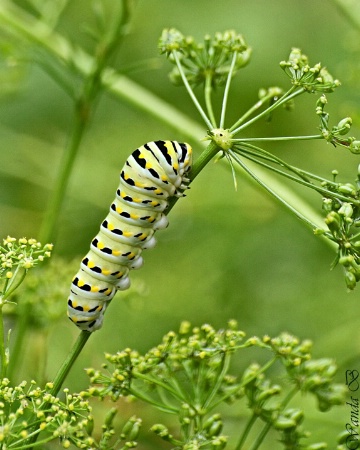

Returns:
68,140,193,331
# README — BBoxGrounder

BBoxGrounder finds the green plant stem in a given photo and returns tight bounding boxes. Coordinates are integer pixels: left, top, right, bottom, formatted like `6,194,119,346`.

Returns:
232,134,324,142
229,91,276,130
248,422,272,450
204,72,217,128
49,330,91,397
0,304,7,378
38,110,87,245
7,302,31,381
238,145,360,206
229,150,329,233
220,51,238,128
173,50,213,130
133,371,187,403
230,86,303,134
202,352,231,409
235,413,257,450
3,267,27,300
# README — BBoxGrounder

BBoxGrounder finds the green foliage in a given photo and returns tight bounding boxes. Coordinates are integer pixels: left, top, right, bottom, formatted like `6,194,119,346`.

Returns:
159,29,360,290
0,1,359,449
84,322,345,449
0,377,141,449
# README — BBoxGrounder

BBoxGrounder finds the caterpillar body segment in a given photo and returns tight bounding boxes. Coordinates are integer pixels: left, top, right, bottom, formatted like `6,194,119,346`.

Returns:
67,140,192,331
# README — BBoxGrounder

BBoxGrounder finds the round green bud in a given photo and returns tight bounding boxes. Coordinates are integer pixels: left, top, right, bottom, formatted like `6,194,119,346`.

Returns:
345,270,357,290
336,117,352,135
350,140,360,154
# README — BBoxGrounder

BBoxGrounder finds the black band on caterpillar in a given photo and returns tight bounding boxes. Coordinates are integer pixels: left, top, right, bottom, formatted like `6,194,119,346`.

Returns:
67,140,192,331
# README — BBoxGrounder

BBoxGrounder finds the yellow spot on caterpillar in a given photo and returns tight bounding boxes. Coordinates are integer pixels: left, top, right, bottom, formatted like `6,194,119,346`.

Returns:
133,197,142,203
90,286,99,293
112,249,121,256
161,175,169,182
123,231,133,237
97,241,105,250
72,300,78,308
130,213,139,220
102,269,111,276
135,181,145,188
82,304,90,312
105,288,112,295
127,252,136,260
78,280,85,287
107,223,115,231
87,261,95,269
150,201,159,206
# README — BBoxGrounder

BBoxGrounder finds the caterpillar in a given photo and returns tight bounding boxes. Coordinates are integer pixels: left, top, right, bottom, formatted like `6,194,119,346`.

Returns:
67,140,193,332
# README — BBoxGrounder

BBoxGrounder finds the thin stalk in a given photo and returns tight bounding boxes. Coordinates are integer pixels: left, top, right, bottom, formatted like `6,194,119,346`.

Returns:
229,151,320,231
48,330,91,397
237,146,360,206
38,109,87,244
204,72,217,128
230,86,304,135
173,50,213,130
201,352,231,410
232,134,324,142
248,422,272,450
133,371,187,403
235,413,257,450
3,267,26,301
238,142,341,187
7,302,31,381
248,386,298,450
128,385,179,414
11,435,57,450
220,51,238,128
0,304,7,378
229,91,278,130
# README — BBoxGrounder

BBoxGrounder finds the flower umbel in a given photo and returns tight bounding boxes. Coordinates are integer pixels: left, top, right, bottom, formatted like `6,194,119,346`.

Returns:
159,28,251,88
280,47,340,93
0,236,53,302
86,322,344,449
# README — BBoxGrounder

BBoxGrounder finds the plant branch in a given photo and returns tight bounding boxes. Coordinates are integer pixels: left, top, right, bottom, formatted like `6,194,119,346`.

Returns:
172,50,213,129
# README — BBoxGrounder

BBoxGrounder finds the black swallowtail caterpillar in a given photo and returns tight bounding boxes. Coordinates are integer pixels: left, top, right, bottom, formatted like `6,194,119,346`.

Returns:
68,140,193,332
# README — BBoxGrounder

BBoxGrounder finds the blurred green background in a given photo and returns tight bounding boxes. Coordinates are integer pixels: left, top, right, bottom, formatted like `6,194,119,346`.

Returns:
1,0,360,447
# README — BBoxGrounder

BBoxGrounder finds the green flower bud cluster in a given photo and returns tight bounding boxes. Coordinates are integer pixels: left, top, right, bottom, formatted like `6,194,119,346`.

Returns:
280,48,340,93
0,236,53,303
286,357,346,412
0,377,142,449
159,29,251,88
275,408,327,449
0,236,52,279
318,183,360,290
316,95,360,153
0,379,90,448
86,322,345,449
